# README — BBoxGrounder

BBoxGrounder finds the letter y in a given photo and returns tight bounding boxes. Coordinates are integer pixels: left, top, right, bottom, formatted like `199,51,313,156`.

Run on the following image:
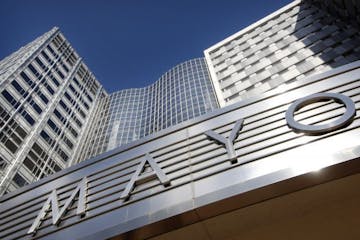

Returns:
205,119,244,163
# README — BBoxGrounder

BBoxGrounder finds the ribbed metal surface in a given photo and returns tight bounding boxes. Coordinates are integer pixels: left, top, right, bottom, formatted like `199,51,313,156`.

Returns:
1,61,360,239
205,1,360,106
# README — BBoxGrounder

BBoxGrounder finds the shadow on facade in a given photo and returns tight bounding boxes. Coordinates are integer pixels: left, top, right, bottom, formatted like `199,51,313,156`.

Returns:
292,0,360,71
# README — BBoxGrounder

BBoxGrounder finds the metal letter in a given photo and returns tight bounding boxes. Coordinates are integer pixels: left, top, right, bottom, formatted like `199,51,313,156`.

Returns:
120,153,170,201
286,93,356,135
28,177,87,234
205,119,244,163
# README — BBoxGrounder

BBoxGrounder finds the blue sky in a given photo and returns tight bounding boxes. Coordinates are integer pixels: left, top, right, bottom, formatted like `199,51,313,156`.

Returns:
0,0,292,93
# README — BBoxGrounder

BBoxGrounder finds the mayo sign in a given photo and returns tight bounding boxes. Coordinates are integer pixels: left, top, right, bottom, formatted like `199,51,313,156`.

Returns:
27,92,356,235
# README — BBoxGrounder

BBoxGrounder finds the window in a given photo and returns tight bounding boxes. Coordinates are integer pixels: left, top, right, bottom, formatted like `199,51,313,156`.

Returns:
57,69,64,79
57,147,69,162
67,53,77,66
54,109,66,124
23,157,37,175
47,119,60,135
46,85,55,95
32,102,43,114
40,130,54,146
0,155,7,170
38,91,49,104
20,72,35,88
66,123,78,138
59,100,71,114
35,57,47,71
4,139,18,153
78,108,86,119
69,84,78,96
28,64,41,78
11,80,27,97
72,114,83,128
47,45,57,58
61,63,69,73
0,106,11,124
27,97,43,114
64,92,74,104
62,135,74,149
20,107,35,126
13,173,28,187
32,143,44,157
41,50,53,65
83,101,89,110
73,77,80,87
53,164,61,172
49,74,60,87
2,90,20,108
86,93,93,103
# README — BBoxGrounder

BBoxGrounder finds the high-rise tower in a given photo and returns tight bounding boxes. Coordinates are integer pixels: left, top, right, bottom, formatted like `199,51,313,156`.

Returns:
0,29,219,195
2,0,360,197
80,58,218,160
2,1,360,239
0,27,105,195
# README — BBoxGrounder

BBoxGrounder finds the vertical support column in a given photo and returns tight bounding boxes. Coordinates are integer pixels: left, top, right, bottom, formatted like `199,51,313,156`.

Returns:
67,85,104,166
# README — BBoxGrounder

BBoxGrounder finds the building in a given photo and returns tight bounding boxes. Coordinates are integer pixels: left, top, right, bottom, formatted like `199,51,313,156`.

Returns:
0,28,106,195
204,0,360,106
0,31,218,195
1,0,360,239
80,58,218,160
1,58,360,240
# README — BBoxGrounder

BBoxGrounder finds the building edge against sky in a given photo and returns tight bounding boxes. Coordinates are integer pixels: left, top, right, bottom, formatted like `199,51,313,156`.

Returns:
2,37,360,240
204,0,360,107
80,58,218,161
1,0,360,197
0,27,107,195
0,28,219,195
1,1,360,239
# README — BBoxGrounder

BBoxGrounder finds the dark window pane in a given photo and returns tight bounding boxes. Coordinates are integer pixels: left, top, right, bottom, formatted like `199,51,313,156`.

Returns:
39,91,49,104
2,90,20,108
46,85,55,95
13,173,27,187
28,64,40,78
20,72,35,88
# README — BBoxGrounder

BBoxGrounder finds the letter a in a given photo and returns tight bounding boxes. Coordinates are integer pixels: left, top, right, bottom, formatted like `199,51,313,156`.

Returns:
120,153,170,201
205,119,244,163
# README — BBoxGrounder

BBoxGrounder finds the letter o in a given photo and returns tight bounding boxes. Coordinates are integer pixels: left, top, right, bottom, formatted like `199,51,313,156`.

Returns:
285,93,356,134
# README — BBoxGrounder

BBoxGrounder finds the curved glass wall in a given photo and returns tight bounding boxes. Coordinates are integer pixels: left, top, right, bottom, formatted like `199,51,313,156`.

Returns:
84,58,218,158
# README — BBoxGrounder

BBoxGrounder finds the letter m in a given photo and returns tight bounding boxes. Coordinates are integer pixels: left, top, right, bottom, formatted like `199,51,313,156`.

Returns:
28,177,87,234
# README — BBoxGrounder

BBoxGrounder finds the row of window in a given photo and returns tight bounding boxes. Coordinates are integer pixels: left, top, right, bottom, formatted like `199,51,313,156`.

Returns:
3,34,79,191
76,66,100,97
0,106,28,154
64,88,86,119
54,100,83,128
1,89,36,126
39,128,70,162
45,117,75,153
16,141,62,187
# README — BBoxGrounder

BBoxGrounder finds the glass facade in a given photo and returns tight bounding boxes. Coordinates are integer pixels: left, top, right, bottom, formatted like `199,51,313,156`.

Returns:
80,58,219,159
0,28,105,195
3,0,360,197
0,31,219,195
